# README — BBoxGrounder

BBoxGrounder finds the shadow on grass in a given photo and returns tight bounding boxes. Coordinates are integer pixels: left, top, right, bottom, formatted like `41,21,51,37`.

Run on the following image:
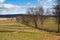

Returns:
0,30,15,33
0,25,21,27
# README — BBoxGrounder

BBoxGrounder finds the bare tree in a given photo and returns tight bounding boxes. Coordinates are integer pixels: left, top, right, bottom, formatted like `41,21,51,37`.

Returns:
38,7,44,29
27,7,38,28
27,6,44,29
53,1,60,32
16,16,21,23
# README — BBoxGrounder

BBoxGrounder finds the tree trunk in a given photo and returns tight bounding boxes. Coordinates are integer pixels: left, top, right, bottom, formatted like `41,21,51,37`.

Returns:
34,21,37,28
41,20,44,30
58,18,60,32
57,17,60,33
40,17,44,29
58,23,59,32
33,19,37,28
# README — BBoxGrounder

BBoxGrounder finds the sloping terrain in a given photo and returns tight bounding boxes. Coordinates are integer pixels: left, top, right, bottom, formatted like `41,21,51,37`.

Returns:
0,20,59,40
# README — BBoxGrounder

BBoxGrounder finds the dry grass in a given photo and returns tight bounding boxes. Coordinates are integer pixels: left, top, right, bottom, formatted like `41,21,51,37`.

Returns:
0,19,59,40
0,20,56,40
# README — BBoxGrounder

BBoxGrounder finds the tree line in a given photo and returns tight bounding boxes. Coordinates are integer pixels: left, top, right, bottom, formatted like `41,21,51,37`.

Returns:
16,0,60,33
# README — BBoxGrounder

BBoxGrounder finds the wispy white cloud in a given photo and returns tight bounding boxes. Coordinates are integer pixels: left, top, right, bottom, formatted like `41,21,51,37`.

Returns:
53,3,58,6
0,3,23,14
38,0,52,4
0,0,5,3
43,6,48,8
0,3,37,15
0,0,26,14
46,0,52,2
40,0,52,2
3,4,21,9
48,0,52,2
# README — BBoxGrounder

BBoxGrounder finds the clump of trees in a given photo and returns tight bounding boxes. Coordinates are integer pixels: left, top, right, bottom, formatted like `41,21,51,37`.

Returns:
26,6,45,29
16,6,48,29
16,0,60,33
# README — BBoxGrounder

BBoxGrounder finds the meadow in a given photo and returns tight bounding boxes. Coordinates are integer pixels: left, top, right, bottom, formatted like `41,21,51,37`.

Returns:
0,19,57,40
41,18,58,31
34,17,58,32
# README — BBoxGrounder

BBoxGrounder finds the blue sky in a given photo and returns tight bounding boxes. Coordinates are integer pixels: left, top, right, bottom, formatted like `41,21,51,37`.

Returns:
0,0,57,15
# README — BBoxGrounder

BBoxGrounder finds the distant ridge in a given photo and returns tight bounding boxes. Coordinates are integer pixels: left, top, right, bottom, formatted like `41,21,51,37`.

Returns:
0,14,25,18
0,14,57,18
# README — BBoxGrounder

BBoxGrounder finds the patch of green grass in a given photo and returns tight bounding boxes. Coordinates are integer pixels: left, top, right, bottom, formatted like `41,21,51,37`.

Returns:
0,32,54,40
0,19,57,40
37,18,58,31
43,18,58,31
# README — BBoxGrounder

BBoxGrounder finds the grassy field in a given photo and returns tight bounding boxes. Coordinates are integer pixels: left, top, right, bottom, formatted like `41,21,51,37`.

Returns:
0,32,54,40
0,20,58,40
43,18,58,31
36,18,58,31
